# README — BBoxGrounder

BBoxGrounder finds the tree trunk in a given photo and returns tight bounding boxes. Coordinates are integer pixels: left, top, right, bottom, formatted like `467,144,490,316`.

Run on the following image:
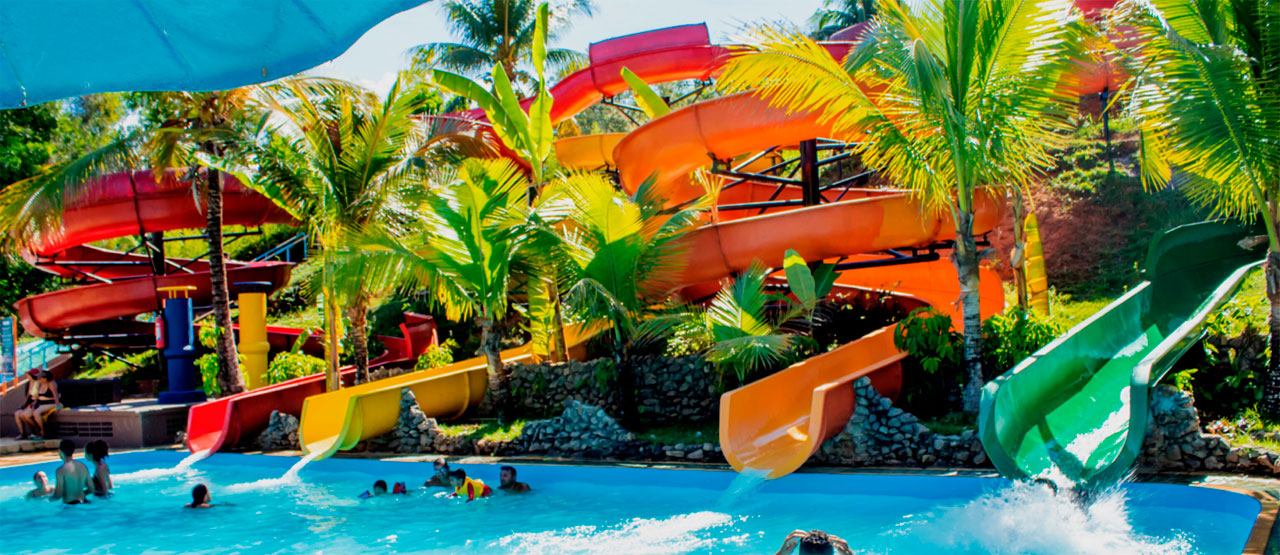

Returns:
1261,250,1280,418
199,168,245,396
1010,189,1029,311
953,211,984,414
551,282,569,362
347,294,371,385
479,316,507,416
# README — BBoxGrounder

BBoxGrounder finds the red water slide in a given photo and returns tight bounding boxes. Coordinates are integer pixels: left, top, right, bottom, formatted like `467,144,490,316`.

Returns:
13,170,297,341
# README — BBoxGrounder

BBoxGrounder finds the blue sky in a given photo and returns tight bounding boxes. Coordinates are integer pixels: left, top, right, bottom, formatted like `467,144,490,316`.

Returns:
310,0,825,92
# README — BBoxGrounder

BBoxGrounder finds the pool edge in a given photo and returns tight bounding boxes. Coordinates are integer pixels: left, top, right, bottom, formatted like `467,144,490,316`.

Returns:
1196,483,1278,555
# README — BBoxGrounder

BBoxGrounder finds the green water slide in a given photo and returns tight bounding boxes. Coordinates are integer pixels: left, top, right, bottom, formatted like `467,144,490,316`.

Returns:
979,221,1265,485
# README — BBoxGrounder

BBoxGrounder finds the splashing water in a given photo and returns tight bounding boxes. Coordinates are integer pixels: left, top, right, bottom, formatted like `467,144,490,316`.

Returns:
223,450,320,493
897,480,1193,555
495,511,747,555
716,468,769,510
114,448,211,483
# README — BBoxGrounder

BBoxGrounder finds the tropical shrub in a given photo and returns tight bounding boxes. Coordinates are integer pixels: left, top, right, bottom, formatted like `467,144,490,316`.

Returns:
414,339,459,371
196,354,221,397
264,352,325,386
705,252,834,384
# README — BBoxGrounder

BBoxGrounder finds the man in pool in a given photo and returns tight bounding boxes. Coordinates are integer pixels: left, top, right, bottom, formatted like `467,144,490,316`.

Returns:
448,468,491,502
774,529,853,555
498,465,530,493
52,439,91,504
26,471,53,499
424,457,451,487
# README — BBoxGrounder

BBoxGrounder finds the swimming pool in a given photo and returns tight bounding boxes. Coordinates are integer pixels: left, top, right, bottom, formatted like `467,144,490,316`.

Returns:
0,451,1262,554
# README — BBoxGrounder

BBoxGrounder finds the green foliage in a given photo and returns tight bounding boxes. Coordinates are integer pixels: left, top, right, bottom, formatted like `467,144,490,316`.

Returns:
706,262,795,383
431,2,558,185
434,419,527,442
414,338,459,371
410,0,593,94
893,305,1062,416
0,104,58,186
809,0,877,39
264,351,325,385
197,325,222,349
196,353,222,397
663,319,714,357
705,254,835,384
554,172,705,357
1206,267,1267,338
981,307,1063,373
893,307,962,375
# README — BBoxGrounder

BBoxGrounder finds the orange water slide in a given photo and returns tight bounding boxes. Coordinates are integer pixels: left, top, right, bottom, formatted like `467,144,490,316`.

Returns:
609,90,1005,479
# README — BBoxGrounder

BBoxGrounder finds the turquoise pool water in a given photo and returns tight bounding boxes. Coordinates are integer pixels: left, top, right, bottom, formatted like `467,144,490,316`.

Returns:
0,451,1260,554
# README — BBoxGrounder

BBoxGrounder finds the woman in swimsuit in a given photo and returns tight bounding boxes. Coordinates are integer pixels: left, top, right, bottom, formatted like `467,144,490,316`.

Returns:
15,371,58,440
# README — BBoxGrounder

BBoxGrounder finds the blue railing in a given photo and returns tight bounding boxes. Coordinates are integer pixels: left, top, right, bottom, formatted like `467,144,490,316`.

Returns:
251,233,308,263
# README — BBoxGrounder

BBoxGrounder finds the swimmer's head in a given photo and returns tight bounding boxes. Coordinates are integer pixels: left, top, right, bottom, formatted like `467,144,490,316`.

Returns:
448,468,467,487
798,530,834,554
191,483,210,506
373,480,388,495
33,471,48,488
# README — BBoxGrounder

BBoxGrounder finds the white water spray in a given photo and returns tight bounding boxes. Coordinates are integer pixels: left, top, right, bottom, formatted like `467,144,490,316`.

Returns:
899,479,1193,555
496,511,744,555
114,448,211,482
223,450,321,493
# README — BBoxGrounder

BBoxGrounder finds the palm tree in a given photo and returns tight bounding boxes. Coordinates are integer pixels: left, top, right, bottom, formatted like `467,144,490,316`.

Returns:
550,173,705,422
810,0,877,39
240,76,431,384
352,157,552,404
409,0,595,93
1117,0,1280,416
717,0,1087,413
0,89,268,396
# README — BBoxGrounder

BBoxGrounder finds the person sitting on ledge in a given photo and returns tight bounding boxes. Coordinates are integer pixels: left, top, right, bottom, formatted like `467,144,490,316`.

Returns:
15,370,59,440
498,465,531,493
774,529,853,555
448,469,491,502
187,483,214,509
52,439,91,505
26,471,54,499
424,458,451,487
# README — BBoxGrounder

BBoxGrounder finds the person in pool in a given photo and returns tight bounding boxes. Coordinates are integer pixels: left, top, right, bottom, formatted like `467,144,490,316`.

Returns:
424,457,451,487
187,484,213,509
498,465,530,493
85,440,112,496
52,439,91,505
448,469,491,502
774,529,853,555
359,480,407,498
26,471,54,499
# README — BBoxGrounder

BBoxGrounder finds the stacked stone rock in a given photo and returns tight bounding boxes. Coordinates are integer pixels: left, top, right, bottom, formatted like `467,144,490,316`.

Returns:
360,389,476,455
502,356,717,423
1139,384,1234,473
520,400,636,458
256,411,300,451
813,377,987,468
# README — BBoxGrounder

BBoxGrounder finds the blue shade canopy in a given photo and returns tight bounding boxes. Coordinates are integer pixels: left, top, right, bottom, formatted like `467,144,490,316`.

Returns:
0,0,428,108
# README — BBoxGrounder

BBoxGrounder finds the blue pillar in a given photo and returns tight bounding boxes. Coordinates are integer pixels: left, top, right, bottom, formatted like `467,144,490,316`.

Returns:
157,286,206,404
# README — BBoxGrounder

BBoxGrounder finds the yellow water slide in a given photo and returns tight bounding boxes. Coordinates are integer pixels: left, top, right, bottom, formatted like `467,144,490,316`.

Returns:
298,327,593,459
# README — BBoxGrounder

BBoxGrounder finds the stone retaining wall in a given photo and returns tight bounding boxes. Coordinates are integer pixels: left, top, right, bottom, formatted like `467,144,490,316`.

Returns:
252,376,1280,480
812,377,987,468
1138,384,1280,476
503,355,717,423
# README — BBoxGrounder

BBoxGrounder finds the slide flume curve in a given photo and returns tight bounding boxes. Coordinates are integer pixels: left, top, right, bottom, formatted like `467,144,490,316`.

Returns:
979,221,1264,485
